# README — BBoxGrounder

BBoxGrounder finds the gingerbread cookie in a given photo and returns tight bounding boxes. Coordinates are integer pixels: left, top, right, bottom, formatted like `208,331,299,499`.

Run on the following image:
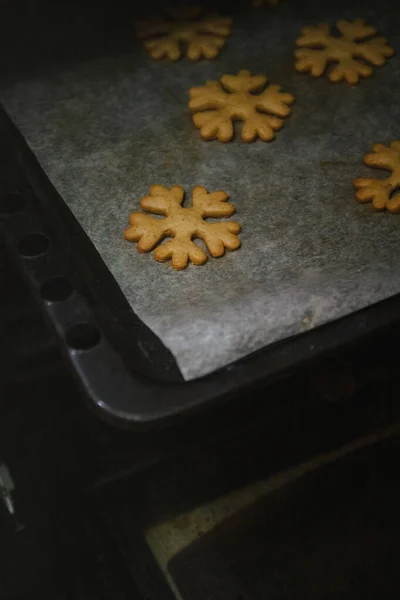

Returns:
295,19,394,84
124,185,241,270
354,141,400,212
189,69,294,142
136,6,232,61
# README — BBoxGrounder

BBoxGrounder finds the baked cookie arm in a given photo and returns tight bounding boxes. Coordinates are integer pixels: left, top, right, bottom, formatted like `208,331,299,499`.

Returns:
192,186,235,216
197,222,241,257
124,213,167,251
154,235,207,270
257,84,294,116
140,185,184,214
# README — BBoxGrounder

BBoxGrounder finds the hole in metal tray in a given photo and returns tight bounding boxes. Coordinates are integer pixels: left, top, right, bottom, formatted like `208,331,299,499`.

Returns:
18,232,49,258
0,192,26,215
41,277,74,302
66,323,101,350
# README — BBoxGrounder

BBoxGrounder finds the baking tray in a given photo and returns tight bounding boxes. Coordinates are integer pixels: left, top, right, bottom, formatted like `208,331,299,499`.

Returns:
1,0,400,427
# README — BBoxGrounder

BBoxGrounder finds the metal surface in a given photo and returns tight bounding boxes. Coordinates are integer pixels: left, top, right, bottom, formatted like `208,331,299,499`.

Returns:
0,0,399,380
166,429,400,600
0,463,15,515
146,423,400,600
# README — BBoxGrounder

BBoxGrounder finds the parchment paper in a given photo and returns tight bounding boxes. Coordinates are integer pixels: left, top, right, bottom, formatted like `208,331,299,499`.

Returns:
1,0,400,380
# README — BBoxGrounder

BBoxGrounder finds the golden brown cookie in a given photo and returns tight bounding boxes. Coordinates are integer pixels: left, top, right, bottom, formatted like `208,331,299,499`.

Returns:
189,69,295,142
354,141,400,212
295,19,394,84
124,185,241,270
136,6,232,61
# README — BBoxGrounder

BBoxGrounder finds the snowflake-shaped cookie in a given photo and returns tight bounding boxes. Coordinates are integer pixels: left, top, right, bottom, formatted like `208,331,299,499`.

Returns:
136,6,232,61
295,19,394,84
354,141,400,212
124,185,241,269
189,69,295,142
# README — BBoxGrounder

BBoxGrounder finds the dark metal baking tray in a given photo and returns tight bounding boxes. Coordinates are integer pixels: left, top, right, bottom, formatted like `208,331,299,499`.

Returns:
1,0,400,427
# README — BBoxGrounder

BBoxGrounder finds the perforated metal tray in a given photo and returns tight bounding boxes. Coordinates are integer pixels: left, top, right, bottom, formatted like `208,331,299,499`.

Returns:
1,0,400,427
